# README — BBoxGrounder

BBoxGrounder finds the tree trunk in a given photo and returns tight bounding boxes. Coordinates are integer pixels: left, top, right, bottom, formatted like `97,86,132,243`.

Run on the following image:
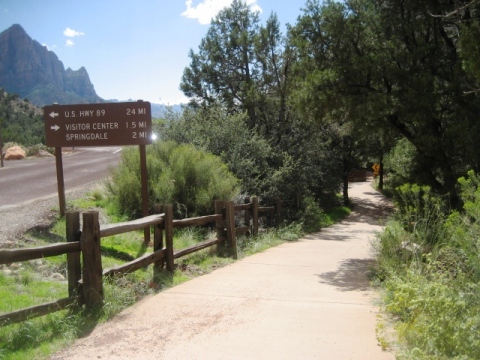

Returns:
379,154,384,191
343,175,349,205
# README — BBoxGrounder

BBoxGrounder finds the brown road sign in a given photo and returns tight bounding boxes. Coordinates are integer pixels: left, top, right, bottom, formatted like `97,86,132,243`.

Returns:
44,101,152,147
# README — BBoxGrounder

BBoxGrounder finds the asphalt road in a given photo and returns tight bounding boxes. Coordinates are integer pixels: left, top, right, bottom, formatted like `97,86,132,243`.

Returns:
0,147,122,210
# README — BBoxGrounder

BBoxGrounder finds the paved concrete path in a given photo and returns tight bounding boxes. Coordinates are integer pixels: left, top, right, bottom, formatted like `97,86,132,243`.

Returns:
52,181,395,360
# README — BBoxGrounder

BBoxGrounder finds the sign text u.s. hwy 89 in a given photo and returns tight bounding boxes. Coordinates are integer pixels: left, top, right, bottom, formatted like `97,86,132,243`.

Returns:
44,101,152,147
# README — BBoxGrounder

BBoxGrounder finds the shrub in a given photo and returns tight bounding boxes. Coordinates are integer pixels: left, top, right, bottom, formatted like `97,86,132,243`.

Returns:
163,104,342,219
373,171,480,359
449,170,480,277
383,138,419,190
382,270,480,359
26,143,52,157
164,105,275,197
300,196,324,232
106,141,239,218
393,183,448,247
2,141,23,151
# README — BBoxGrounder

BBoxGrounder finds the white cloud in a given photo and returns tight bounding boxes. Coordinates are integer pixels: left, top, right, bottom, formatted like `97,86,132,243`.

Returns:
65,39,74,47
182,0,262,25
63,27,85,37
42,43,57,51
158,94,189,105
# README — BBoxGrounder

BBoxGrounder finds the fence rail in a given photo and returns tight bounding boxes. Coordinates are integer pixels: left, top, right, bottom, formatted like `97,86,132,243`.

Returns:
0,296,82,326
100,214,165,238
0,242,80,264
0,196,281,327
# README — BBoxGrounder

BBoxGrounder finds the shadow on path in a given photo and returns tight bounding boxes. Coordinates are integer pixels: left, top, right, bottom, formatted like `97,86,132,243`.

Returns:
346,190,394,226
315,183,393,292
302,231,356,242
302,185,394,243
317,258,376,292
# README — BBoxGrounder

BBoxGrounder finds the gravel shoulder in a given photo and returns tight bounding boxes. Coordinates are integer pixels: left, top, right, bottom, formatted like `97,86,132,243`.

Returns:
0,186,95,248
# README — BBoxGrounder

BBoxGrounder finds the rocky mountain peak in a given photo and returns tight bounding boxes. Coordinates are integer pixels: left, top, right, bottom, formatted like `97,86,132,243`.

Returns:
0,24,103,106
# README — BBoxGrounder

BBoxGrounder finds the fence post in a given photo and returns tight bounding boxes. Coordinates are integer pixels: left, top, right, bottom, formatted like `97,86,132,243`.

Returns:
81,211,103,308
225,201,238,259
244,196,251,235
276,199,283,228
66,211,81,298
214,200,226,251
153,204,164,277
164,204,174,272
252,196,259,236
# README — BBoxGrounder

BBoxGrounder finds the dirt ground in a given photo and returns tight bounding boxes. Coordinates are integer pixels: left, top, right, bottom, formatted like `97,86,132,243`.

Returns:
49,180,395,360
0,187,91,247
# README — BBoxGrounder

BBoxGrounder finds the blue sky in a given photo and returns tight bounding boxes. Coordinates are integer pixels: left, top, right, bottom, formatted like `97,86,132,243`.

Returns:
0,0,308,105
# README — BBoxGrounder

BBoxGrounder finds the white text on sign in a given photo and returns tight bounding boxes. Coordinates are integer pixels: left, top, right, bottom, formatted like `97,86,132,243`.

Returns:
65,123,119,131
66,133,108,141
126,108,147,116
64,110,107,118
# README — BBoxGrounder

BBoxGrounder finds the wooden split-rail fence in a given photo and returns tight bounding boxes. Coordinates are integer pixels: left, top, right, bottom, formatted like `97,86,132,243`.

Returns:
0,197,282,327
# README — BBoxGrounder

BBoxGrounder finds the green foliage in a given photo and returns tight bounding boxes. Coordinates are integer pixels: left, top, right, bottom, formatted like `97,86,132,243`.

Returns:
180,0,286,133
0,89,44,147
0,310,86,360
70,186,127,224
298,196,351,233
318,204,352,228
0,270,66,315
25,144,53,157
0,265,79,360
460,21,480,81
288,0,480,205
179,0,343,214
1,141,26,154
107,141,239,218
300,196,324,233
288,0,393,202
164,105,274,197
372,220,412,278
382,270,480,360
383,138,418,190
447,170,480,277
373,171,480,358
457,170,480,220
164,104,342,219
101,275,143,320
393,183,448,247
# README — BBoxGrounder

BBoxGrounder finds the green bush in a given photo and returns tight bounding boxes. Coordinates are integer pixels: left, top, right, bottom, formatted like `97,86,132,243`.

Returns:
382,270,480,360
0,93,45,147
164,105,276,197
163,104,342,219
106,141,239,218
383,138,419,190
26,143,52,157
393,183,448,247
448,170,480,278
300,196,324,232
2,141,24,152
373,172,480,359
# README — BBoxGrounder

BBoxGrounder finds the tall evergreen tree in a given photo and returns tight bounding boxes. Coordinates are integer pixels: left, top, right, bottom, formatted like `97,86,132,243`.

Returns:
179,1,343,213
180,0,262,128
289,0,480,205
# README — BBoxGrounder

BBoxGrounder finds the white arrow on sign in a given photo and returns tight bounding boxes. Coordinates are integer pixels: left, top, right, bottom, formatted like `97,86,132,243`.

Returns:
51,125,60,131
49,112,59,118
